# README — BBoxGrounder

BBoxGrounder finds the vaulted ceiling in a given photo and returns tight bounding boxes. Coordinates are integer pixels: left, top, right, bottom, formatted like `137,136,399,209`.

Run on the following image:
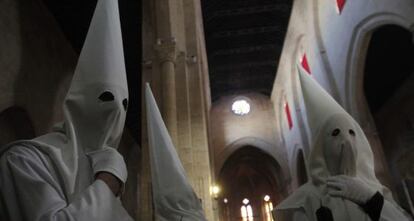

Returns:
41,0,293,141
202,0,293,101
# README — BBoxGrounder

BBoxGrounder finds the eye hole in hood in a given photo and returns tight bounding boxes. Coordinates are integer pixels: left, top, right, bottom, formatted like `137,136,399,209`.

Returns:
99,91,115,102
122,98,128,111
331,128,340,136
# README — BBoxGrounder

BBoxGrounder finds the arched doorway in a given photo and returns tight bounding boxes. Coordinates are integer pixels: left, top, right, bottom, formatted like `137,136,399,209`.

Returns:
296,149,308,186
0,106,35,147
218,146,283,221
363,24,414,214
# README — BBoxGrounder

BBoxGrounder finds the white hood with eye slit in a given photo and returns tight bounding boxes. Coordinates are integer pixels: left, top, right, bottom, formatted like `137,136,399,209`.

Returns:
145,84,207,221
2,0,129,201
274,65,406,221
296,65,383,192
63,0,128,154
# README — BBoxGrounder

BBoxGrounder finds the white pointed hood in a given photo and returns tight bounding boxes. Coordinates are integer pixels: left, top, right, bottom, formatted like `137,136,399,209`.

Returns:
2,0,129,201
145,84,207,221
296,65,384,191
275,65,397,220
64,0,128,153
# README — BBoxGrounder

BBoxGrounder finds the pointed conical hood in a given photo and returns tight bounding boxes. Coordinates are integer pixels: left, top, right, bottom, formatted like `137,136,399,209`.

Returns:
297,64,392,198
62,0,129,153
69,0,127,91
297,65,350,139
145,84,207,221
274,65,400,220
9,0,130,203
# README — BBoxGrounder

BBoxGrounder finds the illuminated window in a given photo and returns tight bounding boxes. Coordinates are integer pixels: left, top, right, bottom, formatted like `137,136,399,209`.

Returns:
247,205,253,220
264,195,274,221
241,206,247,220
232,99,250,115
241,198,254,221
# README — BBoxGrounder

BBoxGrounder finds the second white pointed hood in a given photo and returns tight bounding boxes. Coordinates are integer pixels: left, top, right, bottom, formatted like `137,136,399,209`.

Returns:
296,65,384,191
274,65,400,220
145,84,207,221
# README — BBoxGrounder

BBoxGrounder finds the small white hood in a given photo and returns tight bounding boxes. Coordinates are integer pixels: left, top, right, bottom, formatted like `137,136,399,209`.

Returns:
145,84,207,221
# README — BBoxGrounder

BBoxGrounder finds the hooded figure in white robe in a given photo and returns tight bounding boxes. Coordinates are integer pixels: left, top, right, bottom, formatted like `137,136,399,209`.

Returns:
272,65,412,221
0,0,133,220
145,84,207,221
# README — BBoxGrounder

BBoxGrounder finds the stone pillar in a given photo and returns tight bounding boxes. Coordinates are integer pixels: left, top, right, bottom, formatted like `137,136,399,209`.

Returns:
141,0,215,220
155,40,178,144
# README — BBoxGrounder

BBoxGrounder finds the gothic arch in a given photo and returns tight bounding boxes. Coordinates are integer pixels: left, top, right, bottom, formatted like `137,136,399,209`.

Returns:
217,146,287,221
215,136,290,186
290,144,308,188
345,12,414,186
346,14,414,214
345,13,414,124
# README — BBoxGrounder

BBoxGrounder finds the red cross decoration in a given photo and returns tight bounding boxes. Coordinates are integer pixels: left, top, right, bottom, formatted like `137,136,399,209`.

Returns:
301,54,311,75
285,102,293,130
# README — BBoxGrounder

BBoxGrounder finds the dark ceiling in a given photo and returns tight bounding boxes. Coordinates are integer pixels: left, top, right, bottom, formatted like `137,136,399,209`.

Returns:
41,0,294,141
42,0,142,143
202,0,293,101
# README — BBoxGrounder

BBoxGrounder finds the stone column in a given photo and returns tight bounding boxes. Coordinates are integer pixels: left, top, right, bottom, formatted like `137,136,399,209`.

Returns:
155,40,178,144
141,0,215,220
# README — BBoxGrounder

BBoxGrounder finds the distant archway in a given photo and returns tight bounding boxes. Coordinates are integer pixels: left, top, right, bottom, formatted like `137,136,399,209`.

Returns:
296,149,308,186
0,106,35,147
218,146,284,221
363,25,414,214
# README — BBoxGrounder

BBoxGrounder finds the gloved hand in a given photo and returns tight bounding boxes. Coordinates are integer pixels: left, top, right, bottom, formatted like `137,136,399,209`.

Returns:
327,175,375,204
86,148,128,185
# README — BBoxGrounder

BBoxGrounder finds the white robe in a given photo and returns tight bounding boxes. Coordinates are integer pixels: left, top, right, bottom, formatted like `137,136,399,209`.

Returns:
273,65,412,221
274,183,410,221
0,0,133,220
0,143,132,221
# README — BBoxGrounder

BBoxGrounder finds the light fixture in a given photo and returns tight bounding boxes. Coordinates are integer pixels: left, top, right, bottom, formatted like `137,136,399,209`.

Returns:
242,198,249,205
212,185,220,195
264,195,270,202
211,185,220,199
231,99,250,115
223,198,228,204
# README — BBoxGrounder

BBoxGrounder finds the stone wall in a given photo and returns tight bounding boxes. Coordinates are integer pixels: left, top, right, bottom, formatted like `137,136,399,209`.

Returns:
210,93,289,184
0,0,76,139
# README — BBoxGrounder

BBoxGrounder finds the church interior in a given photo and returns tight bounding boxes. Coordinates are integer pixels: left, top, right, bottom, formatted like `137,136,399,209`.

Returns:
0,0,414,220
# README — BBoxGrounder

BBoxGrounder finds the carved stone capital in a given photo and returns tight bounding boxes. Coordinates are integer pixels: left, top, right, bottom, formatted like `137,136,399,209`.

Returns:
154,40,177,63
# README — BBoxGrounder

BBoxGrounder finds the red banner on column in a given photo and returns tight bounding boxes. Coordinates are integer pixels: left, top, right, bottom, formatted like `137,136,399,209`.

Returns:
336,0,346,14
301,54,311,75
285,102,293,130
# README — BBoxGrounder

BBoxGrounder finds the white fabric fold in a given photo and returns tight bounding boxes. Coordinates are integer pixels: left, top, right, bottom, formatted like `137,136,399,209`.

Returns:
0,145,132,221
